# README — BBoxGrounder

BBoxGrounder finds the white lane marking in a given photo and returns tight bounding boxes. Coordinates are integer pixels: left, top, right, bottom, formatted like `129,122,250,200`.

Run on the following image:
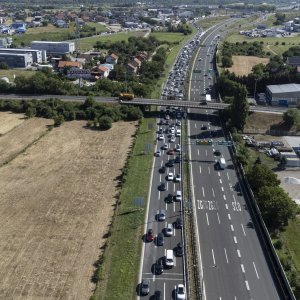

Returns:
228,214,231,220
233,236,237,244
206,212,210,226
217,212,220,224
221,186,224,192
161,160,163,167
158,191,161,200
241,264,245,273
223,195,226,200
253,262,260,279
212,248,216,265
197,149,200,156
231,225,234,232
202,186,205,198
245,280,250,291
199,165,201,174
218,172,220,177
160,174,162,181
164,282,166,299
195,123,197,128
165,201,167,210
225,204,228,210
224,248,229,264
173,184,176,192
220,179,222,184
237,249,241,258
205,150,208,157
174,225,176,237
233,194,236,202
212,188,215,198
166,182,168,190
227,172,230,180
241,224,246,236
208,166,210,174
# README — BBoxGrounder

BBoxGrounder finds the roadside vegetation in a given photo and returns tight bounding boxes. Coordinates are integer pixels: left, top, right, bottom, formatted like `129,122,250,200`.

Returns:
197,15,230,30
91,112,156,300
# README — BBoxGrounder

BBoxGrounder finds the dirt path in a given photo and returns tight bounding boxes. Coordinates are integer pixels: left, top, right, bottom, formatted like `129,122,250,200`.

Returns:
0,119,137,300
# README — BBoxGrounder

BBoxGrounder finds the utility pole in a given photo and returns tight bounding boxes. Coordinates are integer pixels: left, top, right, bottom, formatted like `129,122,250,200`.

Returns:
124,71,128,93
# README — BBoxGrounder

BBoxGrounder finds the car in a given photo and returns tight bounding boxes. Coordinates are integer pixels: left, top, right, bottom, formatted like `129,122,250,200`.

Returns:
166,160,175,167
155,259,164,275
156,232,164,246
154,291,162,300
174,174,181,182
214,150,221,156
158,134,164,141
170,136,176,143
167,149,175,155
162,143,168,150
175,156,181,163
176,120,181,126
175,217,183,229
175,144,181,152
201,125,207,130
165,114,170,120
164,223,173,236
159,166,166,174
158,182,166,191
176,242,184,256
175,284,186,300
165,193,174,203
158,209,166,221
155,150,161,157
141,279,150,295
167,173,174,181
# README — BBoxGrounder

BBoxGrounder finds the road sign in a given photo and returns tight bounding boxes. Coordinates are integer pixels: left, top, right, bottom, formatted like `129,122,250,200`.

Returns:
196,140,213,146
193,70,202,73
217,140,233,146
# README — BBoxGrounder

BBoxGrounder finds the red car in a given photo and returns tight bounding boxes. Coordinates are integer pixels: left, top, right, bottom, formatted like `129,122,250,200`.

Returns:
167,149,175,155
146,229,154,242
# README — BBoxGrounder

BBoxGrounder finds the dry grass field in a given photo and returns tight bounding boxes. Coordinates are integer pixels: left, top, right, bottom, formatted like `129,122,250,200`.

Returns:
0,112,137,300
244,112,283,133
227,55,269,76
0,112,26,135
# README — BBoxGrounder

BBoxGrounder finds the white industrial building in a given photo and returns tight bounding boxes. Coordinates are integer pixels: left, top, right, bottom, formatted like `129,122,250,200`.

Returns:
0,48,44,63
266,83,300,107
0,53,33,68
30,41,75,55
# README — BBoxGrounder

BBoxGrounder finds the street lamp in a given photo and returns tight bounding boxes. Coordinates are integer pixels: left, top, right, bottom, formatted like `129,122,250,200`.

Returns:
124,71,128,93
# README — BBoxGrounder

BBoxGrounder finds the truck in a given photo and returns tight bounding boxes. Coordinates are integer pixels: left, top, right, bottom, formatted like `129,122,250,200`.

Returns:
119,93,134,101
218,157,226,170
200,94,211,105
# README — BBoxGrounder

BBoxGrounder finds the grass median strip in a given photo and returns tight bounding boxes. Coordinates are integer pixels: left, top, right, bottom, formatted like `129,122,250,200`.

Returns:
92,114,156,300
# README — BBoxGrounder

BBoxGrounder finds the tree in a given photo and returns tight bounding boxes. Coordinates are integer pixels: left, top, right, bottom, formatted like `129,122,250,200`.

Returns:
257,186,297,229
98,116,112,130
53,114,65,127
229,83,249,131
283,109,300,128
247,164,280,193
0,62,8,69
25,107,37,118
84,95,96,108
222,55,233,68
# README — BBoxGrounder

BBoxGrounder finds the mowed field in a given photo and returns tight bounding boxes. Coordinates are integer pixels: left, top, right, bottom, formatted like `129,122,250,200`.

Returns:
227,55,269,76
0,112,137,299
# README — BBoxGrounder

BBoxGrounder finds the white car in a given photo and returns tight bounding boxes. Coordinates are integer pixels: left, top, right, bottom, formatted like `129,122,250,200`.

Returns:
158,134,164,141
176,284,186,300
167,173,174,181
175,144,181,152
170,136,176,143
174,174,181,182
162,143,168,150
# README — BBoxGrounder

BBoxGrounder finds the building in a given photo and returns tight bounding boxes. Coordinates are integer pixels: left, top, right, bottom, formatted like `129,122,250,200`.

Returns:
286,56,300,67
91,65,110,78
0,53,33,68
31,41,75,55
0,48,44,63
266,83,300,107
58,60,82,72
105,53,118,65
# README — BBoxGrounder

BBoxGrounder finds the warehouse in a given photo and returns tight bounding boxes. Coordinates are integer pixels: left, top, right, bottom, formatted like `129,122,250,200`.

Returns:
31,41,75,55
266,83,300,107
0,48,44,63
0,53,33,68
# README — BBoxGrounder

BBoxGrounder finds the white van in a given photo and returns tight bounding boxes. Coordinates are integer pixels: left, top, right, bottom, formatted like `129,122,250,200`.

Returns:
218,158,226,170
176,129,181,137
176,190,182,202
165,250,174,268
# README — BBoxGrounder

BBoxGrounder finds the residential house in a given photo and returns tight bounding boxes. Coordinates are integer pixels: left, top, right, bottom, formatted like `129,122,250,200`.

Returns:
106,53,118,65
58,60,82,72
56,19,68,28
136,51,148,61
91,65,110,78
131,57,142,69
127,63,138,74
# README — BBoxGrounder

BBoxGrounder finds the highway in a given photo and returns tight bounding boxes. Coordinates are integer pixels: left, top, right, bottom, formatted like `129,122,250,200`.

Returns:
187,20,281,299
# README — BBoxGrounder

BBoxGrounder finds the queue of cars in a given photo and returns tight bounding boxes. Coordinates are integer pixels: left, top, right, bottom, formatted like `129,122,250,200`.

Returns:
140,106,186,299
161,32,203,101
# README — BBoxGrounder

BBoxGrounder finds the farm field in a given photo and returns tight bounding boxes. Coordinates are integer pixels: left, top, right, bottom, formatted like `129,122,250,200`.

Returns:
226,33,300,56
0,112,26,135
227,55,269,76
197,15,230,30
149,31,188,43
0,113,137,300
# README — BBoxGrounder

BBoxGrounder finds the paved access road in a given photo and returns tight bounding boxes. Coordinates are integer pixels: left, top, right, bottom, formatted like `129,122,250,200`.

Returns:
187,20,281,300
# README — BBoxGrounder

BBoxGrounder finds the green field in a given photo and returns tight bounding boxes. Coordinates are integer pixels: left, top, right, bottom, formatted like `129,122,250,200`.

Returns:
0,69,35,81
197,15,230,30
78,31,147,52
92,115,155,300
226,34,300,56
149,31,188,43
86,22,107,32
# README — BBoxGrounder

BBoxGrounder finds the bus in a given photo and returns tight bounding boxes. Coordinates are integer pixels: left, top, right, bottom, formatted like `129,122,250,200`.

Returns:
119,93,134,101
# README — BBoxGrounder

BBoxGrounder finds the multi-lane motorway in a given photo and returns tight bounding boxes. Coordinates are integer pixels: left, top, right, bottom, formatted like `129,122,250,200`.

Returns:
188,21,281,299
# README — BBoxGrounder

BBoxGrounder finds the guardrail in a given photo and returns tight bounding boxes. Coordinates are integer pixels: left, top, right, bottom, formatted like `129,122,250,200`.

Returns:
222,120,296,300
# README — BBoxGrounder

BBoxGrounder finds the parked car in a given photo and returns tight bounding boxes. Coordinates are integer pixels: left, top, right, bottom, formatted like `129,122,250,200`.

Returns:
141,279,150,295
146,229,154,242
156,232,164,246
